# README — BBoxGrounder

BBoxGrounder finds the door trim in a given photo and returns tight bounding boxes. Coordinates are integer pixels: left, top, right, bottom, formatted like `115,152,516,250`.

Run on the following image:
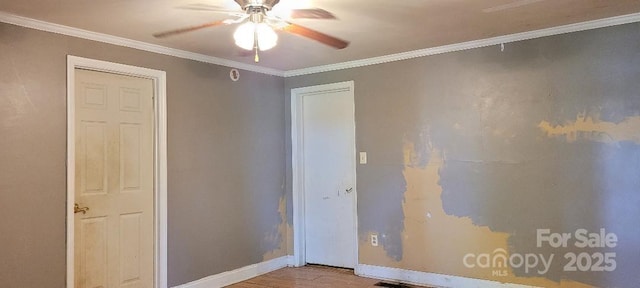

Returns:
290,81,358,268
66,56,168,288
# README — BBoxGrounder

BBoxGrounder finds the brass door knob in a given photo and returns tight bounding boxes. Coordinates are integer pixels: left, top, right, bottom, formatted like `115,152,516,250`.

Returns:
74,203,89,214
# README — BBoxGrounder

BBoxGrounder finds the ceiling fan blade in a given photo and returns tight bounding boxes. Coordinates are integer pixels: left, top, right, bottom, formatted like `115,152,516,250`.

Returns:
177,3,237,13
289,8,336,19
153,20,227,38
281,23,349,49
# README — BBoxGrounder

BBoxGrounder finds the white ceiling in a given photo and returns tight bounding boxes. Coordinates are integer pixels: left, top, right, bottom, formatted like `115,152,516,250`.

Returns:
1,0,640,71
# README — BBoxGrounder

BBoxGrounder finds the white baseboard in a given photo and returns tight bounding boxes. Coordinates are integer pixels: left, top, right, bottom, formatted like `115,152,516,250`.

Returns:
173,256,290,288
172,258,538,288
286,255,295,267
356,264,538,288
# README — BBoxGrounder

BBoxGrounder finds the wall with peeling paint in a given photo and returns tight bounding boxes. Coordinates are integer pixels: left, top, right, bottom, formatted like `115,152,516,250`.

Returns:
0,23,287,287
285,23,640,287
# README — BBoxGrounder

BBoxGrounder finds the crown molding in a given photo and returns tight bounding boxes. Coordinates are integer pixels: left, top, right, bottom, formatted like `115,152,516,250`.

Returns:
0,11,284,77
283,12,640,77
3,11,640,78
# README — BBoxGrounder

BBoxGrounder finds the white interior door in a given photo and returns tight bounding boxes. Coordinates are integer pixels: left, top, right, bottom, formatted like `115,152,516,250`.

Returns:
302,84,356,268
74,69,154,288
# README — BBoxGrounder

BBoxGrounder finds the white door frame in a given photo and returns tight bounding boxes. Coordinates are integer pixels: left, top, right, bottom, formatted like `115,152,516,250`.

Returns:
66,55,168,288
290,81,358,269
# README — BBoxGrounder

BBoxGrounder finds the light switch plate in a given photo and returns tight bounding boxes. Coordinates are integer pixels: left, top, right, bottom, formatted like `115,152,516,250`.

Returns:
359,152,367,164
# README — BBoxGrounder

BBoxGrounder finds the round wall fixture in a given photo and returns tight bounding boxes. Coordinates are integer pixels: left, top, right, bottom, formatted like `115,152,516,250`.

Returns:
230,69,240,81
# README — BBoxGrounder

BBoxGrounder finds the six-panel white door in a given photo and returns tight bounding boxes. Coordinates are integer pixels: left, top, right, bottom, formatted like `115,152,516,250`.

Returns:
74,69,154,288
302,86,357,268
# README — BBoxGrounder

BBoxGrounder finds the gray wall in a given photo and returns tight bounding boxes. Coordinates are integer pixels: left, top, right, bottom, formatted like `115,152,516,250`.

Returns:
0,23,286,287
285,23,640,287
3,17,640,288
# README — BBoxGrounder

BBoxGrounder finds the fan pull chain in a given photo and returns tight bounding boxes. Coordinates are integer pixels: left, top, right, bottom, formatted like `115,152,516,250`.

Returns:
254,29,260,62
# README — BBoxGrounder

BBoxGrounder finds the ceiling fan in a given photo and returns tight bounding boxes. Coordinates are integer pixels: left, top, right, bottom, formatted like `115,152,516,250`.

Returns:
153,0,349,62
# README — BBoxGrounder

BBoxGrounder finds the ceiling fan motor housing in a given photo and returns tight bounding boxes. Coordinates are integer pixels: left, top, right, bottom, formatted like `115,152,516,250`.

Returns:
234,0,280,11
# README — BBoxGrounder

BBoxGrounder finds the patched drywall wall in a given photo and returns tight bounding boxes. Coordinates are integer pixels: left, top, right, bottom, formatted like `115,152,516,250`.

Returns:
0,22,286,287
285,22,640,287
360,139,596,287
538,113,640,143
262,196,293,261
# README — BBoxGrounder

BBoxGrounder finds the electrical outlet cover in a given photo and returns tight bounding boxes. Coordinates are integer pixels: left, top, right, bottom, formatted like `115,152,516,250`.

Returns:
371,234,378,246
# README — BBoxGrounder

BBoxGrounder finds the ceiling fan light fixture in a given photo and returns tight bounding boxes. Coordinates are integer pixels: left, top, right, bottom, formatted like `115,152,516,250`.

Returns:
233,22,256,50
233,22,278,51
256,23,278,50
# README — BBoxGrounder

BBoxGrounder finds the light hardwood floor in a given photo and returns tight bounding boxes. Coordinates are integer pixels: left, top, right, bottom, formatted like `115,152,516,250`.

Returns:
226,265,424,288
